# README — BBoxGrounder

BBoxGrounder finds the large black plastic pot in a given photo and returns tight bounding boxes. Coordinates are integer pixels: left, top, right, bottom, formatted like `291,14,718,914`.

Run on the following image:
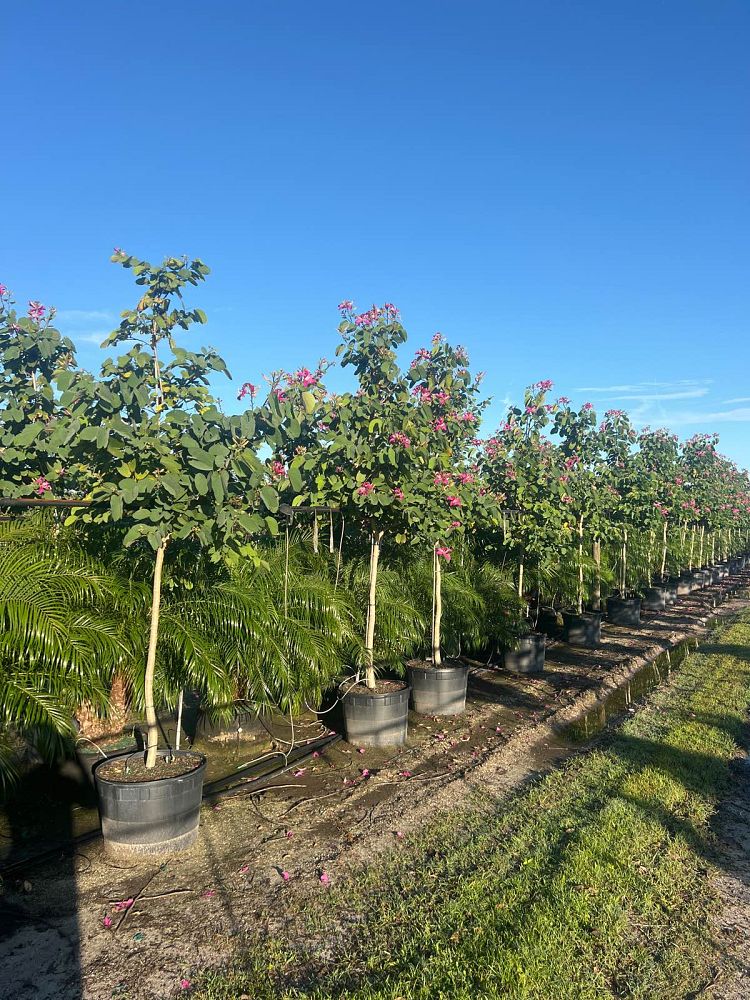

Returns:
408,662,468,716
676,574,693,596
342,685,410,747
76,739,139,787
94,749,206,858
562,611,602,648
642,586,667,611
504,633,546,674
664,579,678,604
607,596,641,626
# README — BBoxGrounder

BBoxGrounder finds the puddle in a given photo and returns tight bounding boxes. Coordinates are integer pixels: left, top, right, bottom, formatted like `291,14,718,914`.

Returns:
560,636,699,743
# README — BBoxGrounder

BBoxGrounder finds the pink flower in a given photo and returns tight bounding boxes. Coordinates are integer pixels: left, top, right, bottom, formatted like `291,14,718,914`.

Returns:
319,872,331,886
564,455,579,470
432,332,443,343
389,431,411,448
338,300,355,312
432,417,448,433
395,830,405,839
361,768,370,777
357,482,374,496
414,348,431,361
383,302,400,318
436,546,452,561
392,487,404,500
357,747,366,754
525,406,536,415
582,402,593,410
311,751,320,758
293,768,306,777
113,898,134,912
434,472,452,487
270,460,286,478
459,411,475,422
32,476,51,496
535,379,554,392
285,830,294,839
28,301,46,321
202,890,216,899
237,381,257,401
180,979,192,991
0,284,7,296
281,870,291,882
398,769,413,778
274,388,287,404
238,864,250,874
102,915,113,928
561,495,574,504
450,519,461,528
457,472,474,485
559,474,569,483
292,367,318,388
447,495,462,508
557,396,570,404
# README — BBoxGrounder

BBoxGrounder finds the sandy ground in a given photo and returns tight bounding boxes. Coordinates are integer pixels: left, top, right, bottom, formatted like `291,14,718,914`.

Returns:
1,581,747,1000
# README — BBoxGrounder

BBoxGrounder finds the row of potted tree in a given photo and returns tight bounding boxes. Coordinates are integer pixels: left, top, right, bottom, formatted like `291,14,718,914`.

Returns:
2,255,749,857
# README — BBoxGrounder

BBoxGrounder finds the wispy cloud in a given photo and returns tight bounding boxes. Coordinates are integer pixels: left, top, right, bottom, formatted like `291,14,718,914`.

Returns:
724,397,750,405
575,378,712,396
668,407,750,426
56,309,114,324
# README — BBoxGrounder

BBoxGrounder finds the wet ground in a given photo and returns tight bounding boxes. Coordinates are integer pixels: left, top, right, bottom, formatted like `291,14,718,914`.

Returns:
2,575,748,1000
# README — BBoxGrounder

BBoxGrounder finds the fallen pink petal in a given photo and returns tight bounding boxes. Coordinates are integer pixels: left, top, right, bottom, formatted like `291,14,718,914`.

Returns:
102,915,112,928
202,890,216,899
281,870,291,882
319,872,331,886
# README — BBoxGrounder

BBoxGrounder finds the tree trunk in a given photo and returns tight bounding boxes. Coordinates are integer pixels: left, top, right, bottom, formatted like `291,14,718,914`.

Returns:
660,520,668,579
688,526,695,570
518,558,524,600
621,528,628,594
577,514,584,614
145,539,167,769
432,546,443,666
592,539,601,611
699,525,705,567
364,531,382,689
312,514,319,554
329,513,334,554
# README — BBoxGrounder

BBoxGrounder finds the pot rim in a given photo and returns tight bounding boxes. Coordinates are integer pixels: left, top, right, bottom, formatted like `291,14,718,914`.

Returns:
93,749,206,787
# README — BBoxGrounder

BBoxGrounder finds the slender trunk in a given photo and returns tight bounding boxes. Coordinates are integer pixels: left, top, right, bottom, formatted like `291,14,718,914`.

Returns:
648,528,655,583
145,539,167,769
621,528,628,594
577,514,584,614
518,558,524,599
175,689,184,751
432,546,443,666
699,525,705,567
329,513,334,554
364,531,382,689
592,539,601,611
688,525,695,570
660,520,668,579
312,514,319,554
711,532,715,566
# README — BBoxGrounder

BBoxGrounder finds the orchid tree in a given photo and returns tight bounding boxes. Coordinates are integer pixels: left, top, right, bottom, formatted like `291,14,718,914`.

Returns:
551,398,604,611
404,335,490,664
635,427,685,581
596,409,645,595
0,284,79,499
71,251,278,768
293,301,425,690
482,381,574,614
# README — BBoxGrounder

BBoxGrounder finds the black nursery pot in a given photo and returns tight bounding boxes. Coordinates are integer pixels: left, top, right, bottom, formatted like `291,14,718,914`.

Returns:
94,749,206,858
606,596,642,627
642,586,667,612
676,574,693,596
76,740,139,787
408,662,469,717
504,633,546,674
562,611,602,648
342,685,410,747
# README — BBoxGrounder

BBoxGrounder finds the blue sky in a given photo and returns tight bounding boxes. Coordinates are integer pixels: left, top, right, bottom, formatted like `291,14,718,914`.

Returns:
3,2,749,463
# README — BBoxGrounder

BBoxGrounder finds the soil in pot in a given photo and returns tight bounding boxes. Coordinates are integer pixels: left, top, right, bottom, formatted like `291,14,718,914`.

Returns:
407,660,469,716
562,611,602,648
342,680,410,747
75,732,140,786
94,749,206,858
503,633,546,674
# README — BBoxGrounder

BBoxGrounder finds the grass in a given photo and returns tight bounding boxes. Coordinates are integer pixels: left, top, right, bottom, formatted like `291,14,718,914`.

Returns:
193,616,750,1000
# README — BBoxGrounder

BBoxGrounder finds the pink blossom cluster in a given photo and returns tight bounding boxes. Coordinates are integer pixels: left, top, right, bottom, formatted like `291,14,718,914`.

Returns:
534,380,554,392
392,487,404,500
457,472,474,485
28,301,46,321
338,300,355,312
289,367,318,388
270,460,286,478
447,495,462,508
237,381,257,401
432,417,448,433
561,494,574,504
434,472,452,487
358,482,374,496
389,431,411,448
436,546,453,561
582,401,594,410
33,476,51,496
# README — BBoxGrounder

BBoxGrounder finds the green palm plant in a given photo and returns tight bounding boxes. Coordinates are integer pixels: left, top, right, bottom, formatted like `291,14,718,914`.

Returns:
0,517,134,788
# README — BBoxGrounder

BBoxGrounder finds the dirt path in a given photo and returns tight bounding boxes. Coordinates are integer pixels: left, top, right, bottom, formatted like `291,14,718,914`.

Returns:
1,580,747,1000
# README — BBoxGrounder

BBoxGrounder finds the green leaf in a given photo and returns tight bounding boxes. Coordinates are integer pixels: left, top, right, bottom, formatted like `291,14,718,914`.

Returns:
260,486,279,513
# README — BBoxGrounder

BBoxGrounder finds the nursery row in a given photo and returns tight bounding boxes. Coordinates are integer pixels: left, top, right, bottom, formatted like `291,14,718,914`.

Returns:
2,252,750,858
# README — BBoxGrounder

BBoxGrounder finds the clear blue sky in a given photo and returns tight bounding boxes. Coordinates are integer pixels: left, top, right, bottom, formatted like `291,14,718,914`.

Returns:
4,2,749,464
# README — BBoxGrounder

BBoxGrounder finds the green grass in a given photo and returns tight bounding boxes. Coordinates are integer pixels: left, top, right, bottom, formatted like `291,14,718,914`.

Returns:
194,617,750,1000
